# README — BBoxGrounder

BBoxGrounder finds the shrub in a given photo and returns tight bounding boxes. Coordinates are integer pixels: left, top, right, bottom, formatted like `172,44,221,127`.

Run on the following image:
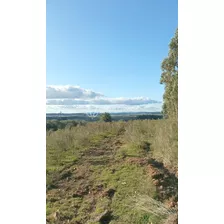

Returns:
100,113,112,122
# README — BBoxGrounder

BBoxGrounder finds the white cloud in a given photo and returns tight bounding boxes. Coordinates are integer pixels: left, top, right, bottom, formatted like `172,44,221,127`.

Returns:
46,104,162,113
46,85,104,99
46,97,160,105
46,85,162,113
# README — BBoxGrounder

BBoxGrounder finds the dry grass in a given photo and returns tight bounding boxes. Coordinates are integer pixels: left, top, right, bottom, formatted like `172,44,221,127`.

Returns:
163,213,178,224
131,195,177,221
122,119,178,172
123,120,156,147
151,120,178,172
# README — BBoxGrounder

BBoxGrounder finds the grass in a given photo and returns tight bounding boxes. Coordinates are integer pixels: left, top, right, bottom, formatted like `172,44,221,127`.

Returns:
151,120,178,172
46,119,177,224
93,163,158,223
123,119,178,173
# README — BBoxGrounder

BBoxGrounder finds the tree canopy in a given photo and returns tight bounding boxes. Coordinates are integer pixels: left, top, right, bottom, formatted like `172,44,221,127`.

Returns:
160,28,178,119
100,112,112,122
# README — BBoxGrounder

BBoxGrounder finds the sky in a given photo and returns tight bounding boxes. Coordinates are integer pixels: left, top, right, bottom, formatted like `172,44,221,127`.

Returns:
46,0,178,113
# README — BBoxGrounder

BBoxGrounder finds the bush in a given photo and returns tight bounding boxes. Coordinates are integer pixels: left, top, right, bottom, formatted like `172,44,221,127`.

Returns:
100,113,112,122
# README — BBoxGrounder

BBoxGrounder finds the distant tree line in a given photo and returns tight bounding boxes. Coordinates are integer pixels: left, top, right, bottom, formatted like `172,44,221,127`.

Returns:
46,113,164,132
136,114,162,120
46,120,86,131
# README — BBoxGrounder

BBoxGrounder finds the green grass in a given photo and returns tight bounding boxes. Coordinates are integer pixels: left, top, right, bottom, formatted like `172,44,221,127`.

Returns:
46,119,177,224
93,164,157,223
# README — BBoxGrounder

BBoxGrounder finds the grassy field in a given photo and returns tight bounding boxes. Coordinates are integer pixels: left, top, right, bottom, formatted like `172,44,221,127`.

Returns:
46,119,178,224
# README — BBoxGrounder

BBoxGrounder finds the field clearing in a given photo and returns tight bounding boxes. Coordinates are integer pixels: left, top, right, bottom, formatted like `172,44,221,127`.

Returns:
46,120,177,224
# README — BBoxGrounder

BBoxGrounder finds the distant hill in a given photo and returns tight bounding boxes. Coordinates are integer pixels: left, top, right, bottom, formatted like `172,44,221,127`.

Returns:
46,112,163,121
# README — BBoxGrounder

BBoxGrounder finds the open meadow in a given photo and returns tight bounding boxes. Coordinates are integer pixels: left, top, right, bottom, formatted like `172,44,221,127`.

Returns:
46,119,177,224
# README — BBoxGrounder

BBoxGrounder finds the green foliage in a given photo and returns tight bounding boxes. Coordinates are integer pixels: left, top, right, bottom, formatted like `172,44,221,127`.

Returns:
94,163,157,223
46,121,58,131
100,112,112,122
136,114,162,120
160,28,178,119
158,28,178,172
46,120,85,131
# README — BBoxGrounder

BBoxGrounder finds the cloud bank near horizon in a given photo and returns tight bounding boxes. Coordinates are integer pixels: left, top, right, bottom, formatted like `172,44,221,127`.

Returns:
46,85,162,113
47,85,104,99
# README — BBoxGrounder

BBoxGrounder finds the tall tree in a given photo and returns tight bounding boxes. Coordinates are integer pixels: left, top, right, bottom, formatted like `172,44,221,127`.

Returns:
160,28,178,119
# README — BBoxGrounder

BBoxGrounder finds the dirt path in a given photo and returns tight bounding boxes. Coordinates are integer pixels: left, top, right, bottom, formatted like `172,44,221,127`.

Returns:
47,134,124,224
148,158,178,209
47,132,178,224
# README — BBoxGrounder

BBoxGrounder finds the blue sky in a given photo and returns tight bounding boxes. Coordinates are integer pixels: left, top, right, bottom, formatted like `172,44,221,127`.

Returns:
46,0,177,113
